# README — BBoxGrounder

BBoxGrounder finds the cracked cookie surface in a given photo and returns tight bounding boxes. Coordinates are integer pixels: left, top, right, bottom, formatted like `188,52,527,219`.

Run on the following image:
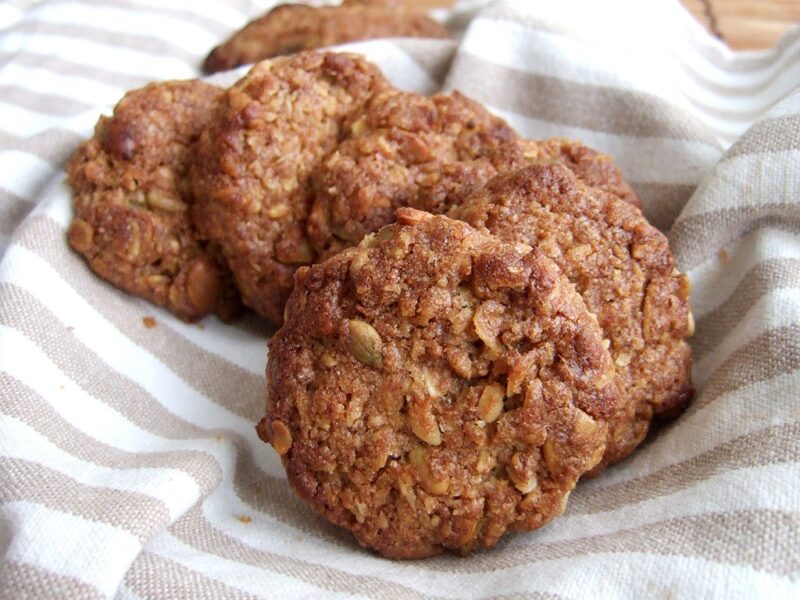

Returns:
451,163,693,473
263,208,618,558
67,80,241,322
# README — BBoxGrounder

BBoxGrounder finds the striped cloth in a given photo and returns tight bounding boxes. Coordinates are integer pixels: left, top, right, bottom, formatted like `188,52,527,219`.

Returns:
1,0,798,597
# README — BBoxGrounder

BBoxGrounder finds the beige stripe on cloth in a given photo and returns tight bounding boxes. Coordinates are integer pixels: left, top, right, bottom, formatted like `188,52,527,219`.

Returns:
0,83,92,116
0,129,86,167
447,54,722,142
166,507,442,599
124,552,260,600
693,258,800,360
6,19,204,64
0,373,224,494
726,113,800,158
0,0,799,598
0,457,171,540
0,52,149,92
0,560,105,600
570,421,800,515
0,192,32,237
691,323,800,410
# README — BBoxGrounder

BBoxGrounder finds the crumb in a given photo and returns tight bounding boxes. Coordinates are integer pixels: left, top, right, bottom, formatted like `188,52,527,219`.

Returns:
237,515,252,524
66,325,74,332
142,316,157,329
718,248,730,264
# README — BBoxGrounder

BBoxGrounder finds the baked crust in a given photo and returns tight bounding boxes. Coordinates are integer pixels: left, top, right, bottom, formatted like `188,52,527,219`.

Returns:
487,138,641,208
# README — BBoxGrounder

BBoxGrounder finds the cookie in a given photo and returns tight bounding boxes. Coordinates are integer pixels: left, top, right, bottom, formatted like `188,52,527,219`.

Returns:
306,88,518,259
486,138,641,208
66,80,241,323
451,163,693,472
342,0,404,6
203,2,449,74
191,52,387,324
262,208,619,558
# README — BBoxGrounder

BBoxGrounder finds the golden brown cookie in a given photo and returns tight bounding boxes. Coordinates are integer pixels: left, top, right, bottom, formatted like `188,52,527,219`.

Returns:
486,138,641,208
451,163,693,473
342,0,404,6
306,88,518,259
262,208,619,558
66,80,241,323
203,2,449,74
191,52,388,324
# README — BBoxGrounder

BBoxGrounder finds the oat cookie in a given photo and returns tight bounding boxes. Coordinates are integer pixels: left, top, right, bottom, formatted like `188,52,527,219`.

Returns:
67,80,241,323
262,208,619,558
486,138,641,208
452,164,693,472
191,52,387,324
203,1,449,74
306,88,518,259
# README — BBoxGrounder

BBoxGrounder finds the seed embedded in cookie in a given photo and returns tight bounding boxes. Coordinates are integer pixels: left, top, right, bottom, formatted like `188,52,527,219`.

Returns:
66,80,241,323
263,208,619,558
191,51,388,324
202,1,449,74
451,163,693,473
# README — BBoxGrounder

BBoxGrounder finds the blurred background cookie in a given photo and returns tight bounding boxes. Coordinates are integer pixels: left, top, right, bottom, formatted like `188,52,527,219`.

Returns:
203,0,449,74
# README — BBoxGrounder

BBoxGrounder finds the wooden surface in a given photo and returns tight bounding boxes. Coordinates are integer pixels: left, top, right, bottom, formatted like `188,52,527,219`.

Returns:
681,0,799,49
407,0,800,50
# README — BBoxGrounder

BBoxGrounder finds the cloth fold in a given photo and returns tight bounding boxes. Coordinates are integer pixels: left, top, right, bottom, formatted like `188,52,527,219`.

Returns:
0,0,798,598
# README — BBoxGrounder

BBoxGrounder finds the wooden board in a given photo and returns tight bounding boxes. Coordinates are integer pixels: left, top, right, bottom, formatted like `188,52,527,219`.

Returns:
681,0,800,49
406,0,800,50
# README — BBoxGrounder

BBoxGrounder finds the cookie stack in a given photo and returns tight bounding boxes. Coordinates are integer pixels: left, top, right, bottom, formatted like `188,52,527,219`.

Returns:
67,51,693,559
